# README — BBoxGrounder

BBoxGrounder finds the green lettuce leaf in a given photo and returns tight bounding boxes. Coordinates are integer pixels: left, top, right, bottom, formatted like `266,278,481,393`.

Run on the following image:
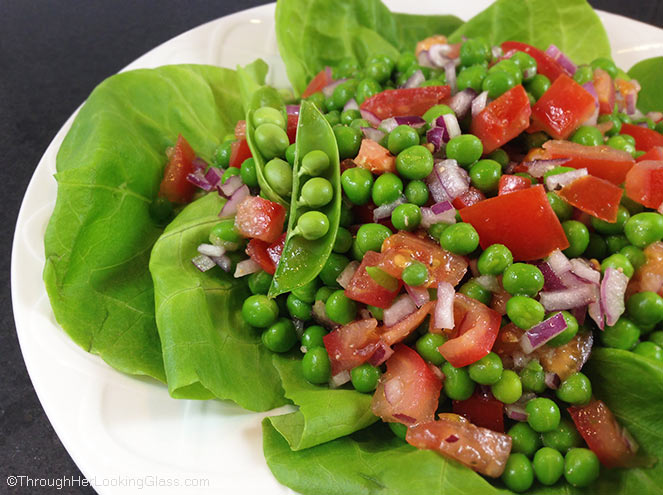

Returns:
267,355,377,450
627,57,663,114
149,193,287,410
393,13,463,52
43,64,253,381
448,0,610,64
237,58,270,112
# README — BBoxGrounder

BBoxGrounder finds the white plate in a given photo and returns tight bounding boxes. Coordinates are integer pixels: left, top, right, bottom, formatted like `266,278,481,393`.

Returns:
11,2,663,494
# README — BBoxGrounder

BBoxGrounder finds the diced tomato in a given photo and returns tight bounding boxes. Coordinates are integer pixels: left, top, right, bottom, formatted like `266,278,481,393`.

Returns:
460,185,569,261
371,344,442,425
266,233,286,269
302,67,333,98
354,139,396,174
627,242,663,298
625,160,663,209
530,75,597,139
556,175,622,223
379,232,468,288
159,134,197,204
360,86,451,120
451,187,486,209
615,78,640,114
323,318,380,376
568,399,639,468
234,196,286,243
286,114,298,144
438,293,501,367
229,138,253,168
637,146,663,162
406,415,512,477
380,302,435,346
246,239,276,275
452,389,505,433
593,68,615,115
345,251,402,309
541,140,634,185
501,41,568,81
498,174,531,195
471,85,532,154
620,123,663,152
234,120,247,139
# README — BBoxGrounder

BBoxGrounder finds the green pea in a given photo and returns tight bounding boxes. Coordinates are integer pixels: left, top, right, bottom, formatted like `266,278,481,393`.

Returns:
355,78,381,104
221,167,241,184
564,448,600,487
546,311,579,347
149,196,174,224
422,104,454,124
326,289,357,324
241,294,279,328
591,205,629,235
389,421,408,440
526,398,561,433
525,74,551,101
333,57,360,79
349,118,370,130
416,333,447,365
264,158,293,197
397,52,418,73
502,454,534,493
253,106,286,129
365,61,391,83
520,359,546,394
340,109,361,126
262,318,297,353
514,172,536,184
626,291,663,326
333,227,353,253
570,125,604,147
475,244,512,276
619,245,646,271
285,143,297,166
372,173,404,206
584,233,608,260
439,222,480,255
387,125,419,155
482,70,517,99
624,212,663,248
468,352,503,385
404,180,429,206
306,91,326,112
210,219,242,244
294,211,330,240
302,346,331,384
350,363,381,393
591,57,618,78
301,325,327,349
441,362,475,400
341,167,373,205
601,253,634,277
460,38,490,66
502,263,544,297
446,135,484,168
286,293,312,321
213,140,234,168
511,51,537,81
573,65,594,85
255,123,290,159
300,149,330,176
509,422,542,458
656,121,663,134
608,135,636,155
459,278,492,305
367,305,384,320
649,331,663,347
428,222,450,241
605,234,630,255
396,145,434,180
299,177,334,208
319,253,350,287
391,203,422,231
598,113,622,136
562,220,590,258
356,223,392,254
292,278,320,303
330,79,358,111
468,159,502,194
491,369,522,404
324,110,341,127
601,316,641,350
533,447,565,486
486,149,509,169
457,64,488,93
633,341,663,361
556,372,592,405
401,261,428,286
315,286,335,303
541,418,583,453
334,126,362,160
490,59,522,83
248,270,273,295
238,157,258,188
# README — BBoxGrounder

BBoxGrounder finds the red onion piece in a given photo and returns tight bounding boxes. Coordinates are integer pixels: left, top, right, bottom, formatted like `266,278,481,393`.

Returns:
403,69,425,88
525,158,571,178
192,254,216,272
219,185,249,218
445,434,460,443
445,61,457,94
431,200,454,215
475,275,500,293
601,267,629,327
426,170,451,203
647,111,663,122
421,205,456,228
330,370,351,388
395,116,426,128
417,50,434,68
336,260,360,289
384,377,404,405
545,168,588,191
384,294,417,327
286,105,300,116
521,312,568,354
491,46,504,59
523,67,537,80
570,259,601,285
234,258,261,278
572,305,587,325
204,166,224,190
219,174,243,197
186,170,213,191
545,372,561,390
373,195,406,221
197,243,226,258
343,98,359,112
448,89,477,120
360,109,381,127
435,159,470,200
322,78,346,98
394,413,417,425
361,127,386,142
429,43,455,64
426,126,445,153
539,284,598,311
505,404,529,422
192,157,208,172
545,44,577,75
212,254,232,272
434,281,455,329
368,341,394,367
379,117,399,133
471,91,489,117
626,92,637,115
441,113,461,139
547,249,572,275
537,261,567,291
312,300,338,329
405,284,430,308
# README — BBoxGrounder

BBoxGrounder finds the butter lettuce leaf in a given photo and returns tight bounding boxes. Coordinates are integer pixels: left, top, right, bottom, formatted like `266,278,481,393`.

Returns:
627,57,663,114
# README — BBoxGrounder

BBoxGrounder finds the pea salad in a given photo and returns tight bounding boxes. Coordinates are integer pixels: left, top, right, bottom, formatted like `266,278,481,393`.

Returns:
44,0,663,493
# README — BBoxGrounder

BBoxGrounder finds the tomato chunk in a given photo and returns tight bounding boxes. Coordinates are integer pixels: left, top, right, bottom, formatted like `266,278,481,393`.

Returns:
627,242,663,298
379,232,468,288
323,318,381,376
451,187,486,209
498,174,531,195
531,75,596,139
568,399,639,468
621,123,663,152
452,389,505,433
345,251,402,309
541,140,634,185
229,138,252,168
234,120,247,139
286,114,298,144
624,160,663,209
637,146,663,162
471,85,532,154
235,196,286,243
360,86,451,120
593,68,615,115
159,134,197,204
460,185,569,261
406,416,512,477
302,67,333,98
556,175,622,223
354,139,396,174
380,301,435,346
246,239,276,275
501,41,568,81
371,344,442,425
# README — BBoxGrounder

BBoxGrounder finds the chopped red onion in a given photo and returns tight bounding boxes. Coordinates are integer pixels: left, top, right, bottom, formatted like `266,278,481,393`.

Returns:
329,370,351,388
368,341,394,367
445,61,457,94
192,254,216,272
545,44,577,75
384,294,417,327
570,259,600,285
403,69,425,88
445,434,460,443
426,170,451,203
471,91,489,117
234,258,261,278
601,267,629,327
448,89,477,120
212,254,232,272
396,116,426,128
286,105,300,116
545,168,588,191
426,126,445,153
431,200,454,215
361,127,386,142
312,300,338,329
360,109,381,127
205,166,224,190
343,98,359,112
547,249,572,275
539,284,598,311
428,43,456,66
394,413,417,425
336,260,360,289
434,281,455,329
626,92,637,115
572,305,587,325
537,261,567,291
417,50,435,68
647,111,663,122
322,78,346,98
219,174,243,197
475,275,500,293
197,243,226,258
545,372,561,390
384,377,403,405
192,157,208,172
525,158,571,178
441,113,461,139
379,117,399,133
512,352,529,370
373,195,406,221
523,67,537,80
219,185,250,218
435,159,470,200
521,312,568,354
421,205,456,228
582,82,599,107
491,46,504,59
405,284,430,308
505,404,529,422
186,170,214,191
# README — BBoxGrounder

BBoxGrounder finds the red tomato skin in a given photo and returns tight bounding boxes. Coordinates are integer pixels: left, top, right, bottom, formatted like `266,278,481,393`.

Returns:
229,138,253,168
302,68,333,98
452,390,505,433
593,68,615,115
637,146,663,162
234,196,286,243
625,160,663,209
234,120,247,139
501,41,568,81
471,85,532,154
621,123,663,152
286,114,298,144
380,301,435,346
360,86,451,120
460,185,569,261
345,251,402,309
541,140,634,185
323,318,381,376
439,293,502,368
246,239,276,275
159,134,197,204
531,75,596,139
371,344,442,425
498,174,531,195
452,187,486,209
354,139,396,174
557,175,622,223
568,399,639,468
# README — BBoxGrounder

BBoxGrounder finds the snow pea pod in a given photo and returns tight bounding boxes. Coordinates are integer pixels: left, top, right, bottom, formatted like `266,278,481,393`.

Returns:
269,100,341,297
245,86,289,207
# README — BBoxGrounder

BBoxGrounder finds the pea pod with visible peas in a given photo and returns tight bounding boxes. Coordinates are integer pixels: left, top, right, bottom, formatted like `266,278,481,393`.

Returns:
269,100,341,297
